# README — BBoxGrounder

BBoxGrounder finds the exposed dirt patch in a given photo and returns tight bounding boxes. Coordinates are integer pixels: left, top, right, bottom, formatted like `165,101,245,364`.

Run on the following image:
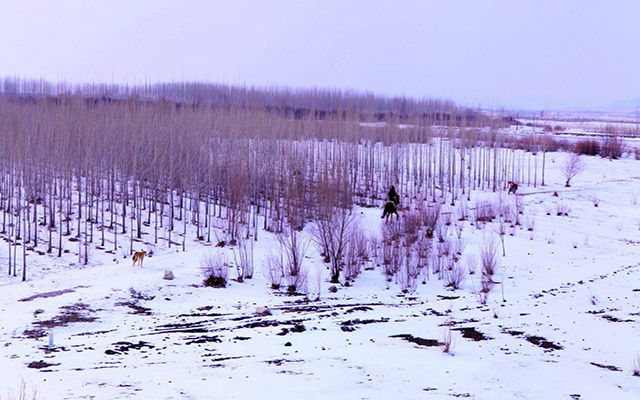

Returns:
525,335,563,351
115,301,152,315
185,336,222,345
276,324,306,336
32,303,97,330
105,341,155,355
265,358,303,366
28,360,60,369
19,288,80,302
590,362,622,372
601,314,634,323
390,334,442,347
453,327,492,341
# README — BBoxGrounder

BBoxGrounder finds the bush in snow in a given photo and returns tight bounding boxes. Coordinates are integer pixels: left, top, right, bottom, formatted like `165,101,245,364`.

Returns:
480,240,499,278
633,355,640,377
264,254,284,290
444,261,465,290
421,203,441,238
601,135,623,159
202,253,229,288
277,227,309,294
474,199,496,223
563,153,585,187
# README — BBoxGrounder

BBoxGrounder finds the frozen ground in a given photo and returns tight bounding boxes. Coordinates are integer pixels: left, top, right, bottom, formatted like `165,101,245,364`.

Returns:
1,152,640,399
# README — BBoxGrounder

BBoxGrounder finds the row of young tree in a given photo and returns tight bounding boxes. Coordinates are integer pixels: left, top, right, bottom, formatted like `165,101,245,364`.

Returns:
0,85,552,281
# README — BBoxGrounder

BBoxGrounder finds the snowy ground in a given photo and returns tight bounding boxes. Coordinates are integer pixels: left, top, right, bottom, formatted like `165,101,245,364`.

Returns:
2,151,640,399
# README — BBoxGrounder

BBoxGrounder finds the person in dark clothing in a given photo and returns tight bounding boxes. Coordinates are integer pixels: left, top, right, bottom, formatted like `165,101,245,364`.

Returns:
388,185,400,205
508,181,518,195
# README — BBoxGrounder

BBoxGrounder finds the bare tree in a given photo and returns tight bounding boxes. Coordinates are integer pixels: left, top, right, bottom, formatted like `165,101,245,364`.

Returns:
563,153,585,187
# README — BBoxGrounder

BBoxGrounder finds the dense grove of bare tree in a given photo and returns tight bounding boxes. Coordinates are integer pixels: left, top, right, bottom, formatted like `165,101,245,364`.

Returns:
0,80,555,281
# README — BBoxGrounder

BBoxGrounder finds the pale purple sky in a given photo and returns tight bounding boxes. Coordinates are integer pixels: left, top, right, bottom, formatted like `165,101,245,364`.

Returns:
0,0,638,109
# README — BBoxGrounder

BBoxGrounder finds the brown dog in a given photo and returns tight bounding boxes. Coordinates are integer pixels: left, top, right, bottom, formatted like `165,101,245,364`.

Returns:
132,250,147,268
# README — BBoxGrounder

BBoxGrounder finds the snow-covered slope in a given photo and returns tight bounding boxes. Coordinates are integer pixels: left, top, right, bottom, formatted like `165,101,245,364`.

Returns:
1,152,640,399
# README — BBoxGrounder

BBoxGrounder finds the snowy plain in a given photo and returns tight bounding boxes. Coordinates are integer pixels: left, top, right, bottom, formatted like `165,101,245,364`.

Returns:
1,149,640,400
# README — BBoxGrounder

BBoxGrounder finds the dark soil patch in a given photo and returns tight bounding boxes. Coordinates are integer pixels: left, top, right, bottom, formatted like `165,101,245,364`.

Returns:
453,327,492,341
27,360,60,369
19,288,79,302
602,314,634,323
265,359,303,366
33,303,97,329
276,325,306,336
344,306,374,314
23,328,47,339
185,335,222,345
525,335,563,351
105,341,154,355
390,334,442,347
502,329,524,336
152,321,209,335
436,295,460,300
341,318,389,327
590,362,621,372
115,301,152,315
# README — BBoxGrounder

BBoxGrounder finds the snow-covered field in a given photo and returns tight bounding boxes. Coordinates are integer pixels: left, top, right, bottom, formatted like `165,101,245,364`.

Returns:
2,151,640,399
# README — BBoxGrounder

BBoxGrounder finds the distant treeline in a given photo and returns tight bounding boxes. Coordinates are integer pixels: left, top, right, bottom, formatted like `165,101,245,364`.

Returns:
0,77,502,126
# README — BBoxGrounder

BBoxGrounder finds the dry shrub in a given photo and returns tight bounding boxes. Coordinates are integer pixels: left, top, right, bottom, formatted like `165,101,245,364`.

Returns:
5,380,39,400
397,248,419,293
343,242,361,285
525,215,535,231
474,199,496,223
601,135,623,159
381,241,402,281
421,203,441,237
402,209,422,236
456,201,469,221
466,256,477,275
563,153,585,187
555,202,570,216
574,139,600,156
435,220,449,243
233,237,254,281
444,261,465,290
277,227,309,294
441,322,454,354
437,238,452,258
264,254,284,289
312,207,354,283
382,218,403,242
202,253,229,288
481,240,499,277
350,228,371,261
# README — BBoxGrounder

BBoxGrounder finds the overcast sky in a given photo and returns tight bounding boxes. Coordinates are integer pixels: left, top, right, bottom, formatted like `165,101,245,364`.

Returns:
0,0,638,110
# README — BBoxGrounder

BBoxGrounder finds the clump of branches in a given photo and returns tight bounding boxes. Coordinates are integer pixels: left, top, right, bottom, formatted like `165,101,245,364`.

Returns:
202,252,229,288
312,206,354,283
444,260,465,290
233,237,254,282
563,153,585,187
421,204,441,238
264,254,284,290
601,135,623,159
277,227,309,294
397,247,419,293
481,240,499,277
474,199,496,223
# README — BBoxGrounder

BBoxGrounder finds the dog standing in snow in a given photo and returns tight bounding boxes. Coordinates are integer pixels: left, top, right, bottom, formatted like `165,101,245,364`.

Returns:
132,250,147,268
508,181,518,195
